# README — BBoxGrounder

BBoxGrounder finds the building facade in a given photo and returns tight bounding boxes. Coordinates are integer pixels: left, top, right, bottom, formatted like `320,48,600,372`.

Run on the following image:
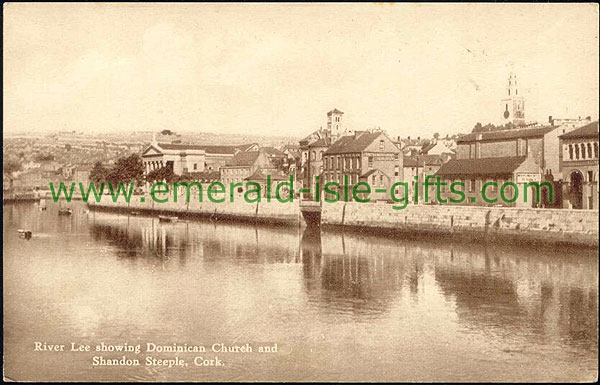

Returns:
322,131,403,202
435,153,543,207
559,121,599,210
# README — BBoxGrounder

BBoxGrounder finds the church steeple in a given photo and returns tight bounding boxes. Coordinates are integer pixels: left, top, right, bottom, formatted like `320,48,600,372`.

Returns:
502,72,525,126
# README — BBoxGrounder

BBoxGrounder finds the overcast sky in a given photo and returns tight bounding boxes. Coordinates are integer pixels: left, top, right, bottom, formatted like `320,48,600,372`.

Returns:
4,3,599,138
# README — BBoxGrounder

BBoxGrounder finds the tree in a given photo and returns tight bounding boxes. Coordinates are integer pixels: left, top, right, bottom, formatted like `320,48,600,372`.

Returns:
3,158,22,175
161,129,174,136
90,161,109,183
433,132,440,140
109,154,145,185
146,166,176,183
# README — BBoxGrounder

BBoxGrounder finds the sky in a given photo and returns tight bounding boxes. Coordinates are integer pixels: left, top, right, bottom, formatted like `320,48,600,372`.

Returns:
3,3,599,139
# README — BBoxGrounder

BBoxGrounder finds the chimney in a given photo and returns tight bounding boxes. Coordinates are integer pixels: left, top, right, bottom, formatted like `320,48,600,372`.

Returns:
548,115,553,125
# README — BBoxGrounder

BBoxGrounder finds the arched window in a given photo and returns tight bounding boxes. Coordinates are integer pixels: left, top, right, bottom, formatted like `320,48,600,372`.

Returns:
581,143,586,159
587,143,593,159
569,144,573,160
594,142,598,159
575,144,580,159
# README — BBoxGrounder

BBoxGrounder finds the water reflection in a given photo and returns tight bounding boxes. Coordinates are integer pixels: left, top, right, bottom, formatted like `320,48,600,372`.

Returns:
3,202,597,382
88,209,598,356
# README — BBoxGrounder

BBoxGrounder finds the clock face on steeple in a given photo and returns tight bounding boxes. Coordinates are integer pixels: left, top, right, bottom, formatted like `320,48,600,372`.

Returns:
504,110,510,119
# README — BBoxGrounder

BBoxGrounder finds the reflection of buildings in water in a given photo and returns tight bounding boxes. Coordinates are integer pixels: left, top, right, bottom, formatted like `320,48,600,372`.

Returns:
300,229,408,314
301,227,597,352
433,245,598,353
300,227,322,292
88,212,301,265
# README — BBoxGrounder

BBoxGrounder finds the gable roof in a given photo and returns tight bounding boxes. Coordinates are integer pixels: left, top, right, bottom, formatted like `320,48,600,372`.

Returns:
436,156,527,176
457,126,556,143
156,143,206,151
559,121,599,139
307,137,331,148
235,143,259,152
224,151,261,167
155,143,241,155
244,168,288,181
262,146,285,157
325,131,388,155
327,108,344,116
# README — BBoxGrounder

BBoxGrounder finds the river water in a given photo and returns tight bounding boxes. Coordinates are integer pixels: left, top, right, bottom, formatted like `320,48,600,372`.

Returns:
3,200,598,382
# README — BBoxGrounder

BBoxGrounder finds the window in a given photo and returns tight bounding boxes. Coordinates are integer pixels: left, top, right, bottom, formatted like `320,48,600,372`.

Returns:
394,166,399,177
587,143,593,159
319,151,323,160
372,175,377,186
380,175,384,186
581,143,587,159
470,179,476,193
337,156,341,169
368,157,373,169
193,163,197,170
394,153,399,160
379,140,385,150
569,144,574,160
575,145,580,160
595,142,599,159
588,171,594,182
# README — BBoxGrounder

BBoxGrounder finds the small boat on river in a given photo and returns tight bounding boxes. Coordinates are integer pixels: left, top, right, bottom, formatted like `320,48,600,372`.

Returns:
17,229,33,239
158,215,178,223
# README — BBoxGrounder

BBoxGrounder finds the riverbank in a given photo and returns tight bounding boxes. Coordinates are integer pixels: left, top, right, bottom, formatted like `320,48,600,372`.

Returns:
86,195,599,249
321,201,599,249
87,194,302,226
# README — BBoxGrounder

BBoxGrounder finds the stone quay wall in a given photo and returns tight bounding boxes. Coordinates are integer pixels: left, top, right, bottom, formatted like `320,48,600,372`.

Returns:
87,193,302,226
321,202,599,248
88,194,598,248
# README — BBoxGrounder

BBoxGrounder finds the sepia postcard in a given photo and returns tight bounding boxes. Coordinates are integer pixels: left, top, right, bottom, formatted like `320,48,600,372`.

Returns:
2,2,599,382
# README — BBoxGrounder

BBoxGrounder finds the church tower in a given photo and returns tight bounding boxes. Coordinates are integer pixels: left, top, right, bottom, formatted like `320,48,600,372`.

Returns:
327,108,344,139
501,73,525,126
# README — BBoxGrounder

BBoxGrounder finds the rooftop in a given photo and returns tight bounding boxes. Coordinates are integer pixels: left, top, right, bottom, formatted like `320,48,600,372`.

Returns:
559,121,599,139
457,126,556,143
436,156,527,176
224,151,261,167
325,131,387,155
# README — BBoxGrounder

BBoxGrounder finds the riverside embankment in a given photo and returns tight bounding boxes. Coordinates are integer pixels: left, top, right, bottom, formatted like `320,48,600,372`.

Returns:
87,194,599,248
87,193,302,226
321,201,599,248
